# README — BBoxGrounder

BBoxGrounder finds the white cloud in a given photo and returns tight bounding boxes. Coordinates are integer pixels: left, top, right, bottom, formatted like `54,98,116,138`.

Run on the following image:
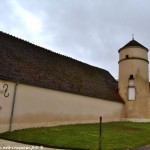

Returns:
10,0,43,34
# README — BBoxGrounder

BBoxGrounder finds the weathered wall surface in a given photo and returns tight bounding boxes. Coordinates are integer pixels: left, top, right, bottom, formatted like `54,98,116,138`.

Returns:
119,47,150,118
0,80,124,133
0,80,15,132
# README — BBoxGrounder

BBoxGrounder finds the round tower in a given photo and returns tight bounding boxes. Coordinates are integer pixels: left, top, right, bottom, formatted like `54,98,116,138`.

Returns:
118,38,150,119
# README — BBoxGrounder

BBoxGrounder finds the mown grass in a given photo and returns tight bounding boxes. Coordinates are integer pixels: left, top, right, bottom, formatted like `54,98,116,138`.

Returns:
0,122,150,150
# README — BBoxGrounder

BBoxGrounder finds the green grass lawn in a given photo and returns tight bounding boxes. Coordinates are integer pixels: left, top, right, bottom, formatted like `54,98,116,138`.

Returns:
0,122,150,150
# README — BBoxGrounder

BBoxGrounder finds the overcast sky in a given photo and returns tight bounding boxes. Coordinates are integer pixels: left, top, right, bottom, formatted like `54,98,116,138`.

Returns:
1,0,150,79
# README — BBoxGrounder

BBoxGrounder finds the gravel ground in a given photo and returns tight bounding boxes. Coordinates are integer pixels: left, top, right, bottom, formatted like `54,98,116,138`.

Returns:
0,139,150,150
0,139,62,150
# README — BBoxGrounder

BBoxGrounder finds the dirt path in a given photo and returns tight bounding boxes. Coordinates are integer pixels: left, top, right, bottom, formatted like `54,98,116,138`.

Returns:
0,139,150,150
135,144,150,150
0,139,62,150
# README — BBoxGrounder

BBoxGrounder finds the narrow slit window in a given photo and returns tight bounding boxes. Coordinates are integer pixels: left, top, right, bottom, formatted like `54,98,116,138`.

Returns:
129,75,134,80
126,55,129,59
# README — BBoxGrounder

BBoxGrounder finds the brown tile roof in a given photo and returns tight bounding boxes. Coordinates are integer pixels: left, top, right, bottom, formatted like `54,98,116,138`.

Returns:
0,31,123,103
118,39,148,52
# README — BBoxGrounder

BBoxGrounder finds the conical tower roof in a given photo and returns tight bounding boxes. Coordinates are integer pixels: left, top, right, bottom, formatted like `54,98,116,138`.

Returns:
118,39,148,52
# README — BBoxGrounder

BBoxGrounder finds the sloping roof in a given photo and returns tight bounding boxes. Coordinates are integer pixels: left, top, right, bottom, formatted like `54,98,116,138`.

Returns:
118,39,148,52
0,31,123,103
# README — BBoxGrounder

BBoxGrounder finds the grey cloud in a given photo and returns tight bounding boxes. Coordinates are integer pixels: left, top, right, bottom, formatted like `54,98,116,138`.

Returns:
1,0,150,78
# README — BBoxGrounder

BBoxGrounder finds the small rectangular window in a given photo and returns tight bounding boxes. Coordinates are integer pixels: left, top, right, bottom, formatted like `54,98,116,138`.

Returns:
126,55,129,59
128,87,135,100
129,75,134,80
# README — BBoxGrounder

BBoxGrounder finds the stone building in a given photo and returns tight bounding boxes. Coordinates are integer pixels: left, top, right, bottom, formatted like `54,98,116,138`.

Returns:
0,31,149,133
118,38,150,120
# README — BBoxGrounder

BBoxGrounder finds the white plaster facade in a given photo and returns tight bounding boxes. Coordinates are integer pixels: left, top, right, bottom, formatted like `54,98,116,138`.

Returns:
0,80,124,133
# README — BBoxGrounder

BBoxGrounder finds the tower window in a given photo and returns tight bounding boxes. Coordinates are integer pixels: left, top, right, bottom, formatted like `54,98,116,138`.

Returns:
129,75,134,80
126,55,129,59
128,87,136,100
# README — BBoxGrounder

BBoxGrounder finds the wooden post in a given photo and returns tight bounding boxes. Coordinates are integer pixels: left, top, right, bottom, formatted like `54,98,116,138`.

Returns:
99,116,102,150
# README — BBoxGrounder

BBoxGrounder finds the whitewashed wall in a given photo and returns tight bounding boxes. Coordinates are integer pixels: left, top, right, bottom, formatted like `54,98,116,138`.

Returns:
0,80,15,132
0,80,124,133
